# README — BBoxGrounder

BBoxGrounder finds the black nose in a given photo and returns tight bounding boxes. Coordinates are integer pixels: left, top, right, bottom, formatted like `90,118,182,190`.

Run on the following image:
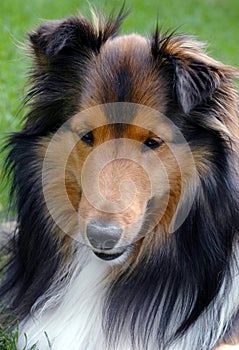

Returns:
86,220,123,250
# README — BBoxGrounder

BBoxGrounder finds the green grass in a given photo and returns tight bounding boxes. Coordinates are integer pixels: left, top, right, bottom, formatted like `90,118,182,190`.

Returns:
1,0,239,212
0,321,51,350
0,323,20,350
0,324,36,350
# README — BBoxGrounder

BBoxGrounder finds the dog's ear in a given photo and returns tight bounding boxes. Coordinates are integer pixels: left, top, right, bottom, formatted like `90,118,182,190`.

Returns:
29,9,126,60
151,31,229,114
172,56,222,114
23,9,127,132
29,18,99,58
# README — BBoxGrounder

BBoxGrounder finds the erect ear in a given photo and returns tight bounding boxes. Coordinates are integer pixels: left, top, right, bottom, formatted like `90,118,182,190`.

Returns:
151,31,226,114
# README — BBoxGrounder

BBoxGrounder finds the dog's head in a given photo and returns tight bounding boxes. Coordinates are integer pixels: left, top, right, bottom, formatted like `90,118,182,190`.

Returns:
26,9,238,263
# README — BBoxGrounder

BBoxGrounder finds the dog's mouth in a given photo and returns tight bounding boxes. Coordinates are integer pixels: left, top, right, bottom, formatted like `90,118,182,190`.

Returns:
92,245,134,261
93,251,125,261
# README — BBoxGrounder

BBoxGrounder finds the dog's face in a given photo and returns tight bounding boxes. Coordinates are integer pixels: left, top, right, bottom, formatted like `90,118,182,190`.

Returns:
43,107,197,262
30,14,237,262
68,106,196,261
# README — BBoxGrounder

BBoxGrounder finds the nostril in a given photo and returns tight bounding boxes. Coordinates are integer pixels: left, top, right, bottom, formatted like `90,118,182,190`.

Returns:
86,220,123,250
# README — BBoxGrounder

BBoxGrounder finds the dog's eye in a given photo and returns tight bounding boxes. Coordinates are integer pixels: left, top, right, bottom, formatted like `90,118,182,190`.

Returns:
79,131,94,146
143,137,164,151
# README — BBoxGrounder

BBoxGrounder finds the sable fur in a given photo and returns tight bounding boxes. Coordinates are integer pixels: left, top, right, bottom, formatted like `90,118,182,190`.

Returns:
1,7,239,350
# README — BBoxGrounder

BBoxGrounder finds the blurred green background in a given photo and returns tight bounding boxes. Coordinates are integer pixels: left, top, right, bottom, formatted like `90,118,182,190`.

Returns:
0,0,239,213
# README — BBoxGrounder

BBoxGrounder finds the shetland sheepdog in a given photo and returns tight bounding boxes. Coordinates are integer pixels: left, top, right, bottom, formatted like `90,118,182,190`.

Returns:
1,7,239,350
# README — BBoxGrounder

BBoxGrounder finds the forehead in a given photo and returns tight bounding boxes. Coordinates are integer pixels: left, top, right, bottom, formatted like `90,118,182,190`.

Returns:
79,34,170,113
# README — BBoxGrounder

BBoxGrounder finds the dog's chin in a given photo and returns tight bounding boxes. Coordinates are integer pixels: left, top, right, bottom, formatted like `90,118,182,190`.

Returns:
91,244,135,262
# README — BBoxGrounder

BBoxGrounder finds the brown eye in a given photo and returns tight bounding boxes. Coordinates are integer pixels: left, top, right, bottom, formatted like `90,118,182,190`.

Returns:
79,131,94,147
142,137,164,151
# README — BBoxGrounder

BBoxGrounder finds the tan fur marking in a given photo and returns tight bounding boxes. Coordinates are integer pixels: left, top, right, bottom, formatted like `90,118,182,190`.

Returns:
80,34,169,112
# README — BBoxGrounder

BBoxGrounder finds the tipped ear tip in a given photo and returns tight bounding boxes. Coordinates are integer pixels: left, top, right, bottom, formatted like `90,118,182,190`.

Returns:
151,33,233,114
174,61,224,114
28,20,66,56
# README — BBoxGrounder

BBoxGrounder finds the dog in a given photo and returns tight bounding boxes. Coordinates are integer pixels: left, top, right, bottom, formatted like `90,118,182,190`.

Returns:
1,6,239,350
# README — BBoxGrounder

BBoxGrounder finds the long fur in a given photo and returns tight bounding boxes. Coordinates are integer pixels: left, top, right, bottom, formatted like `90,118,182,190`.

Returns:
1,7,239,350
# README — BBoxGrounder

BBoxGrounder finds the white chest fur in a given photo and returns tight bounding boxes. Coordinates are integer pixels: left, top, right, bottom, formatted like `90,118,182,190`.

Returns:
18,252,239,350
18,258,111,350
